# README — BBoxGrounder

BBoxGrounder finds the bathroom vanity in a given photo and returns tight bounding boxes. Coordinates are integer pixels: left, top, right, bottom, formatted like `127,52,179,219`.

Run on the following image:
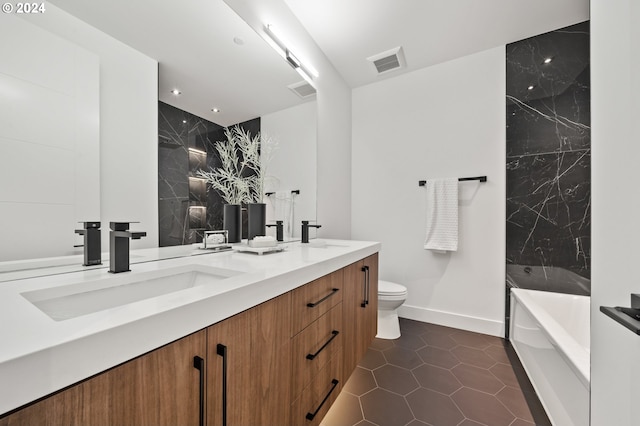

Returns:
0,240,379,426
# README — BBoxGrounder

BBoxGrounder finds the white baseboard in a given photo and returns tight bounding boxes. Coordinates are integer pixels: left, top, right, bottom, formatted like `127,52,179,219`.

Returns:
398,304,504,338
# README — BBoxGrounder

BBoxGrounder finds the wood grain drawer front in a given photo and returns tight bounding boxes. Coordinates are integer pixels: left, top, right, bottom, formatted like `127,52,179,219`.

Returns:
291,269,343,336
290,354,342,426
291,303,343,394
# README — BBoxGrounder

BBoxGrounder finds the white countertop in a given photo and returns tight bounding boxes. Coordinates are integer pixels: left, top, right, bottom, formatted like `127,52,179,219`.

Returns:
0,239,380,415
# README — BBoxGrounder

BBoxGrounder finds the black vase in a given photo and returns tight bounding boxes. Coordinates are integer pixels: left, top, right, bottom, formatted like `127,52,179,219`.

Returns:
247,203,266,240
223,204,242,243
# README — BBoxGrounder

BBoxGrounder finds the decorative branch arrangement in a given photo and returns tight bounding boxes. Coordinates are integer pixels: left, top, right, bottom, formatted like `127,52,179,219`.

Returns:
196,125,276,204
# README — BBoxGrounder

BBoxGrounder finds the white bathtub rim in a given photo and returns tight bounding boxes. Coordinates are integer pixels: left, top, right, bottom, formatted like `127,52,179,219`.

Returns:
511,288,590,389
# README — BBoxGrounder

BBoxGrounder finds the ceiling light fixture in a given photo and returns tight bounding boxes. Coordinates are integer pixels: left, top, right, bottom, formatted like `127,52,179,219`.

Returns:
211,108,221,113
543,57,553,64
527,85,535,91
171,89,181,95
264,24,317,87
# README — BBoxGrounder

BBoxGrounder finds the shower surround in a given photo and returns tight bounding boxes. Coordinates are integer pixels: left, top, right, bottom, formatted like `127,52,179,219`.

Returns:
158,102,260,246
506,21,590,295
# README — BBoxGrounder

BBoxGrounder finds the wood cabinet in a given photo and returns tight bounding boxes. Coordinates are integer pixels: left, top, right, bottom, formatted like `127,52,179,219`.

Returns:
290,269,343,336
343,253,379,379
0,331,206,426
0,253,378,426
206,292,291,426
206,307,252,426
290,271,344,426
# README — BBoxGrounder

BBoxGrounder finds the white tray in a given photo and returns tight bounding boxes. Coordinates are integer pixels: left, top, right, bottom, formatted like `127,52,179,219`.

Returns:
233,245,284,255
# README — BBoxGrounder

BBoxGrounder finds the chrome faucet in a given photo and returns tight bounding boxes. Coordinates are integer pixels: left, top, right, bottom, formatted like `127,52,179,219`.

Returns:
301,220,321,244
109,222,146,273
75,221,102,266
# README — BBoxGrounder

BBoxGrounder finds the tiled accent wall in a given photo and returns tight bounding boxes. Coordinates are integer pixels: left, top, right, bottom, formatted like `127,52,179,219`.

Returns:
158,101,259,246
506,21,591,296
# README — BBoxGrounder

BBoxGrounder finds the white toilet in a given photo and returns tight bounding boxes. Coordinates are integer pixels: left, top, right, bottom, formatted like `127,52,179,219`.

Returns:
377,280,408,339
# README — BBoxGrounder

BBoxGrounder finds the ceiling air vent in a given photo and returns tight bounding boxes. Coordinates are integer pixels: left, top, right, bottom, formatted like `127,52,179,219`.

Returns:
367,46,406,75
288,80,316,99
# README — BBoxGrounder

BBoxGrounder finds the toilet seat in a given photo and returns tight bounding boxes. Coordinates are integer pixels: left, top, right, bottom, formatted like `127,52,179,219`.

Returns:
378,280,407,297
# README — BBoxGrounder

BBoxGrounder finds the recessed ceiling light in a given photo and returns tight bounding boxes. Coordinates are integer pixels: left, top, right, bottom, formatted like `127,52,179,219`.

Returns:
527,85,535,91
233,36,244,46
171,89,181,95
211,108,221,113
543,57,553,64
182,120,187,124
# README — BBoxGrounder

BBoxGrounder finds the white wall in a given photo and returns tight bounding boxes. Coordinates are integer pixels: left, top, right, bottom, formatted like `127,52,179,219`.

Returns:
352,47,506,336
224,0,353,239
0,15,99,261
262,101,317,239
590,0,640,424
25,5,159,251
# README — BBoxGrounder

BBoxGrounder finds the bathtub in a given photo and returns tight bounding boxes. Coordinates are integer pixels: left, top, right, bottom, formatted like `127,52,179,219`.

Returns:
510,288,590,426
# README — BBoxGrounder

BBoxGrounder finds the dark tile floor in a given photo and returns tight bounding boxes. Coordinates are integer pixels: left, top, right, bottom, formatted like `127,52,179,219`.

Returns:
322,318,551,426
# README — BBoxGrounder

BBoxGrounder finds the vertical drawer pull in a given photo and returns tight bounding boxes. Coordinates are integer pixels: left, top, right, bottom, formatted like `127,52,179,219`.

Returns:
307,288,340,308
305,379,339,421
193,356,205,426
361,266,370,307
217,344,228,426
306,330,340,360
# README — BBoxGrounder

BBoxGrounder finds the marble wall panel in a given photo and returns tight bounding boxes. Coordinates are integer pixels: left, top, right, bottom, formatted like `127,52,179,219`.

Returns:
506,21,590,295
158,101,260,245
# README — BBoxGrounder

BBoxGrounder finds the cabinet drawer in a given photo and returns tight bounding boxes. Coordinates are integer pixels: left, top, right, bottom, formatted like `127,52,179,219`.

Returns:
291,270,343,336
291,303,343,395
290,354,342,426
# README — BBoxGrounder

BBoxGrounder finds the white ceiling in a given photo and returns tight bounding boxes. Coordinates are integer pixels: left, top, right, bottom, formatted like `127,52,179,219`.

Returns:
284,0,590,88
50,0,307,127
49,0,589,125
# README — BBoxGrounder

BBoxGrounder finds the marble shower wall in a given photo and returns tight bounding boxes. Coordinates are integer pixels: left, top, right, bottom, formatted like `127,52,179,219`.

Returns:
158,101,259,246
506,21,591,295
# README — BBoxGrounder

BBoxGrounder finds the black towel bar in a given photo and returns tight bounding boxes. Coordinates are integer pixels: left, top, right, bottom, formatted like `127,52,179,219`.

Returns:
418,176,487,186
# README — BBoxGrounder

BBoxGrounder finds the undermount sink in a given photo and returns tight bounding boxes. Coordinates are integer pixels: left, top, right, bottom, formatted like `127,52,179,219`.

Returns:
21,265,244,321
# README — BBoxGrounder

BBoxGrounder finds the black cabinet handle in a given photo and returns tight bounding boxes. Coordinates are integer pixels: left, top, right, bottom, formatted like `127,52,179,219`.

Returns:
365,265,370,306
306,379,339,421
306,330,340,360
217,344,228,426
361,266,370,307
307,288,340,308
193,356,205,426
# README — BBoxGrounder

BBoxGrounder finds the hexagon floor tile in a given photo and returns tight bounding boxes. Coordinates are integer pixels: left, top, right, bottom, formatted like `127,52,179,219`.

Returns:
321,318,551,426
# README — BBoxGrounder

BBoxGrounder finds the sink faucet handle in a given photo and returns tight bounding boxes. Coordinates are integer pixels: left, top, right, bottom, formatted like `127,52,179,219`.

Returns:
110,221,139,231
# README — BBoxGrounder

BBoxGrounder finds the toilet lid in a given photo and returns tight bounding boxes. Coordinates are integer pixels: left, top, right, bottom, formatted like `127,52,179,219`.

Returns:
378,280,407,296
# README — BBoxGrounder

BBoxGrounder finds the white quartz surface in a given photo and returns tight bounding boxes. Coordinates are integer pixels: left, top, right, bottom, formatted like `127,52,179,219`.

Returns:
0,239,380,415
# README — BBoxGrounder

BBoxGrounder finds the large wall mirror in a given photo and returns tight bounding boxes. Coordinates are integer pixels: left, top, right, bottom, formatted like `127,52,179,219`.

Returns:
0,0,317,278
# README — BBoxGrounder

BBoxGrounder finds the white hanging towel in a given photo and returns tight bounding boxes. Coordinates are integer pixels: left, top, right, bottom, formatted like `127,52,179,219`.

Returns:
424,178,459,251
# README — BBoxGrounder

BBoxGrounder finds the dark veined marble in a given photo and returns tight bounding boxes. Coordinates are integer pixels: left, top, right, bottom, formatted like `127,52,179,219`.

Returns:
158,101,260,246
506,21,590,294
